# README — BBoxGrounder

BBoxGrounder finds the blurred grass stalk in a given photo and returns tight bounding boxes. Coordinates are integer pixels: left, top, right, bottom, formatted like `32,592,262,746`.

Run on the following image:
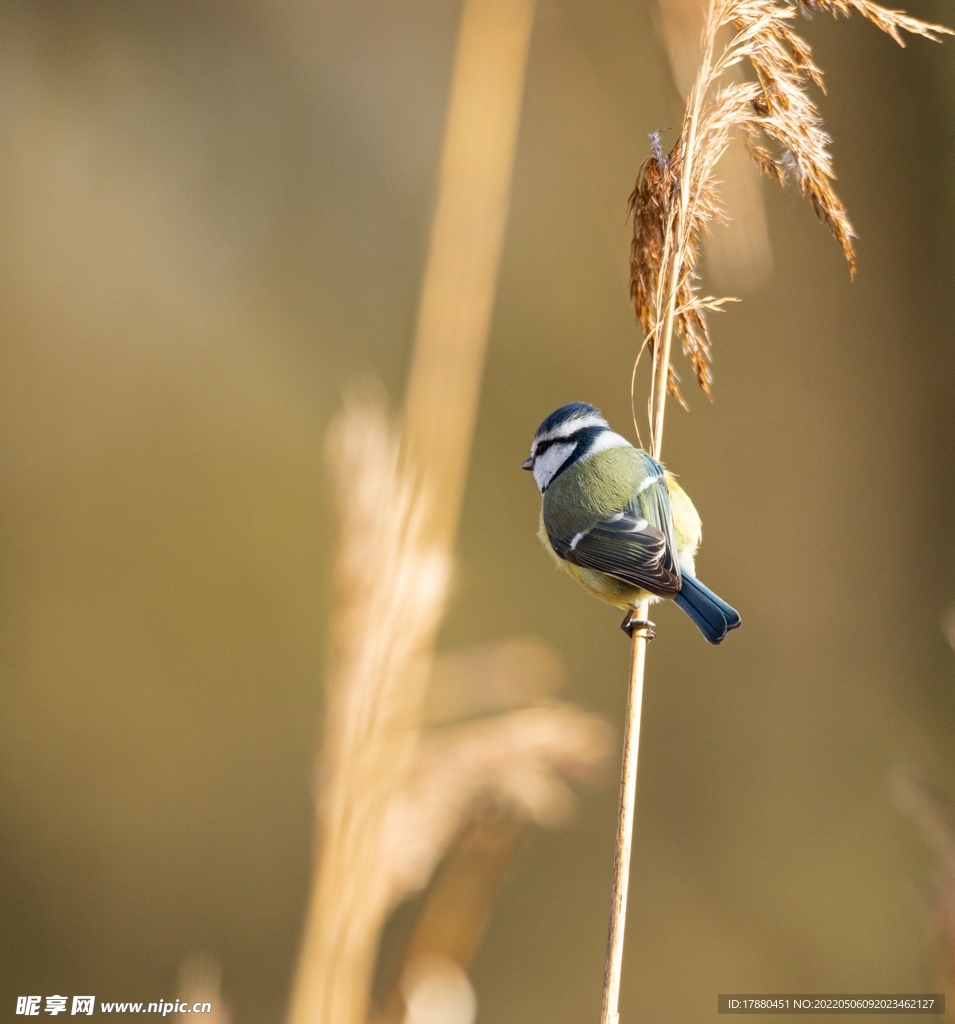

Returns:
287,402,452,1024
401,0,536,548
176,957,231,1024
286,1,536,1022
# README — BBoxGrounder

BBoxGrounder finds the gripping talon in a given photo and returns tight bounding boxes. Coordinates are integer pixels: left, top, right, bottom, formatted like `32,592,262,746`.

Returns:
620,612,656,640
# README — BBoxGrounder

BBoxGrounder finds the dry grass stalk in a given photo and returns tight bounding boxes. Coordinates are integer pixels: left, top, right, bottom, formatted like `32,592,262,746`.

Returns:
287,400,452,1024
631,0,951,427
599,628,650,1024
402,0,536,547
602,2,951,1022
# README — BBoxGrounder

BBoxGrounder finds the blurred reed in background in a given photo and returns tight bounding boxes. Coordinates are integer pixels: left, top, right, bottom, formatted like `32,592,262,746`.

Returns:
286,2,610,1022
176,957,231,1024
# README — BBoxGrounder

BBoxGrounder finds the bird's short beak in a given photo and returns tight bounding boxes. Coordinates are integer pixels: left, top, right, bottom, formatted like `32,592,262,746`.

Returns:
521,456,534,470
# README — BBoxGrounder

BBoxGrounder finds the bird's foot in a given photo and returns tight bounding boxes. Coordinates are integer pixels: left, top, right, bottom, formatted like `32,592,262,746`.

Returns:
620,612,656,641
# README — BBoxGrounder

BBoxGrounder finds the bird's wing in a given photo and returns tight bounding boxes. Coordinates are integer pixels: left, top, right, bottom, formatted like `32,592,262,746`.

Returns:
632,459,680,559
548,502,682,597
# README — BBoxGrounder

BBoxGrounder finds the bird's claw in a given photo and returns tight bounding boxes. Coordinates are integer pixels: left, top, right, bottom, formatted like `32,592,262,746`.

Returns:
620,613,656,640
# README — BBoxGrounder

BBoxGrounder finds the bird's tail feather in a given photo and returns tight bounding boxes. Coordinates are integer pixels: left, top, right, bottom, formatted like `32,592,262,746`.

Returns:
674,571,741,645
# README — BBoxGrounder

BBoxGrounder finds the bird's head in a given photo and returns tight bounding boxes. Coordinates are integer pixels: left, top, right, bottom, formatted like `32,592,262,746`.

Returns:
523,402,625,492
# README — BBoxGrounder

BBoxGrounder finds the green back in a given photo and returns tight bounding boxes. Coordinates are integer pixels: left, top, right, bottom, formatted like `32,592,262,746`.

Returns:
542,446,647,535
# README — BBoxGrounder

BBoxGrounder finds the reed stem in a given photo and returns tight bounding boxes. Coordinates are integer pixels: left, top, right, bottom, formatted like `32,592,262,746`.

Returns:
600,6,718,1020
598,602,650,1024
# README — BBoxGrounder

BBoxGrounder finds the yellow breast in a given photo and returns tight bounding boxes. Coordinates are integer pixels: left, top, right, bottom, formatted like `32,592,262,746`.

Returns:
665,471,702,574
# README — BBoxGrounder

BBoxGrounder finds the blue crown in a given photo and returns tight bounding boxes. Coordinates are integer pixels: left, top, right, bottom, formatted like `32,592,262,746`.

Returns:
535,402,605,437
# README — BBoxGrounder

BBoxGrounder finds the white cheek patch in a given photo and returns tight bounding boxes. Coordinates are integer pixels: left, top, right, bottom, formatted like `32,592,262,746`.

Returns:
581,430,632,457
533,442,575,491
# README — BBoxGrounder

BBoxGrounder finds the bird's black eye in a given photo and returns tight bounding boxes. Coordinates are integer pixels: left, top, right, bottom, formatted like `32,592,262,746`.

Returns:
535,439,553,456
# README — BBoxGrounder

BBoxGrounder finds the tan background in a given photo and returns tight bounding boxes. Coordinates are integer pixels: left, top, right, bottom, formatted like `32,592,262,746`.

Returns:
1,0,954,1021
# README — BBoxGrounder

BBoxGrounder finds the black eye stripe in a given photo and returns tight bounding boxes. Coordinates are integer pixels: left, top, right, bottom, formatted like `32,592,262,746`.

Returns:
536,428,590,454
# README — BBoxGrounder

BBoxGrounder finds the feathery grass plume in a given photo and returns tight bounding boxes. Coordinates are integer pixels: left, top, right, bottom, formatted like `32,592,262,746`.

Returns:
424,638,565,725
630,0,952,417
287,396,452,1024
654,0,774,291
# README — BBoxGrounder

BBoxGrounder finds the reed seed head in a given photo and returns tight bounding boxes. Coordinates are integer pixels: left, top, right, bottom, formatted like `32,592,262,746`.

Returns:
631,0,952,401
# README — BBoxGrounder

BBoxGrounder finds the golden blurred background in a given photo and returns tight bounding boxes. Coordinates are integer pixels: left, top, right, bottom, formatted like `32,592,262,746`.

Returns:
1,0,955,1022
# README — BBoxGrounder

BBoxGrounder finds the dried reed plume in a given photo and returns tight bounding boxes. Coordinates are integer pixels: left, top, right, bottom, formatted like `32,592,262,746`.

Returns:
630,0,952,423
287,399,452,1024
654,0,774,290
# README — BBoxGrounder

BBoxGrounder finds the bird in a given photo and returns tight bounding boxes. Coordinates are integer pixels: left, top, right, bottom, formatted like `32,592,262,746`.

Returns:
523,402,740,644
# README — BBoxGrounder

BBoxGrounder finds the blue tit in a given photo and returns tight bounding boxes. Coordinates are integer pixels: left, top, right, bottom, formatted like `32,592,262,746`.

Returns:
523,402,740,644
